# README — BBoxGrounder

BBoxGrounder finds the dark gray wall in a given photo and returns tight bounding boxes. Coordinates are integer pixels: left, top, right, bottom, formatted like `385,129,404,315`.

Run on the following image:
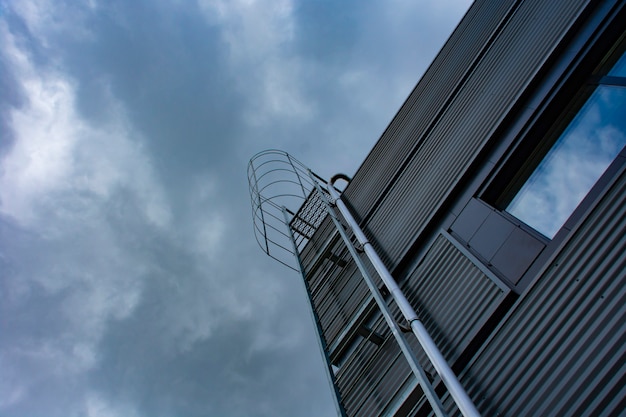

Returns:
459,166,626,416
343,0,592,269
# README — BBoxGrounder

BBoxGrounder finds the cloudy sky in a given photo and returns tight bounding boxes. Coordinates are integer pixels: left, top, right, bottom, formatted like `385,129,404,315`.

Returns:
0,1,472,416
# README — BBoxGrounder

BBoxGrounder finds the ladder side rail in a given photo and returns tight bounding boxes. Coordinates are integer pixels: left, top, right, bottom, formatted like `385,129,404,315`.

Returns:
281,206,348,417
325,177,481,417
309,174,448,417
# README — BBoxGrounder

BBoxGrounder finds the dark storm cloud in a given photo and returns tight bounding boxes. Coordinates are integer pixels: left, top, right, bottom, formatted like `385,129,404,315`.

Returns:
36,0,242,179
92,280,329,417
0,1,472,416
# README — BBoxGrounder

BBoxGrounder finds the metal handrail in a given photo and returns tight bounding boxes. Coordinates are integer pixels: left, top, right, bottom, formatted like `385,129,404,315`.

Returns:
309,174,447,417
325,176,481,417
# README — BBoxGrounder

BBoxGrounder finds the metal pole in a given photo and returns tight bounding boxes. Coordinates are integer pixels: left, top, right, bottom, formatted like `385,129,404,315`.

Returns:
326,181,481,417
309,177,447,417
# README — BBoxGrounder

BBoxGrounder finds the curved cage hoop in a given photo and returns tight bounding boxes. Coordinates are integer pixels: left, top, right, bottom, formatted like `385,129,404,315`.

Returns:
248,150,329,270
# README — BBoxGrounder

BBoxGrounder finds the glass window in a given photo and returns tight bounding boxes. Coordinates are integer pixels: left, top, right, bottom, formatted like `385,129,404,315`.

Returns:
506,48,626,238
609,50,626,76
507,86,626,237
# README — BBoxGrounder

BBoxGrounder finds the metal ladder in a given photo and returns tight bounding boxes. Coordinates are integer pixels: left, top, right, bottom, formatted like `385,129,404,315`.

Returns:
248,150,480,417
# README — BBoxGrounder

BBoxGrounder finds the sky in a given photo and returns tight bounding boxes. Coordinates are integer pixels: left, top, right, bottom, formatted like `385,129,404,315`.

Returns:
508,80,626,238
0,1,472,416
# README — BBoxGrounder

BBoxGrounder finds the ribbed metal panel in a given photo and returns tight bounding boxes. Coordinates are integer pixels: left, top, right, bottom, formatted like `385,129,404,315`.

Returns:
308,246,372,349
457,170,626,416
324,233,509,417
346,0,590,267
343,0,518,217
300,214,335,270
335,315,417,417
315,267,366,348
299,203,432,416
403,234,509,364
299,210,384,359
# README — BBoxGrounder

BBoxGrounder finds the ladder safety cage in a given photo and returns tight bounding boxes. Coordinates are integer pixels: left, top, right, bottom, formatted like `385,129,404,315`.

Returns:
248,149,330,270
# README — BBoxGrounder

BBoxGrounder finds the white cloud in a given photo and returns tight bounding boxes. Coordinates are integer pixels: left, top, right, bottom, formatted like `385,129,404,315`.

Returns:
184,175,227,259
10,0,97,46
0,22,171,230
86,392,140,417
0,14,169,411
200,0,294,61
197,0,314,124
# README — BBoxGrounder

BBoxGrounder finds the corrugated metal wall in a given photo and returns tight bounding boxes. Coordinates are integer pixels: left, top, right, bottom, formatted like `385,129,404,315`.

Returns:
335,321,417,417
303,216,373,351
301,214,415,417
402,234,509,365
332,231,509,417
344,0,590,268
301,219,510,416
343,0,518,218
455,169,626,416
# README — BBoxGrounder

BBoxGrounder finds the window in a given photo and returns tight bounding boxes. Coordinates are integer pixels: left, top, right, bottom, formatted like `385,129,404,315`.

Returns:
507,83,626,237
500,48,626,238
450,38,626,291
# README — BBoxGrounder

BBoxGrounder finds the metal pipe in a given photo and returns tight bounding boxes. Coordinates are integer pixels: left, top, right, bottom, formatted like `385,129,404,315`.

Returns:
308,175,447,417
326,181,481,417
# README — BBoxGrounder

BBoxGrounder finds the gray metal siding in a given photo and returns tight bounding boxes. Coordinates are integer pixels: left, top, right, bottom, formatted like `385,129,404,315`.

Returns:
302,219,412,416
329,232,509,417
308,244,371,350
457,169,626,416
335,313,418,417
343,0,518,218
345,0,590,268
402,234,509,364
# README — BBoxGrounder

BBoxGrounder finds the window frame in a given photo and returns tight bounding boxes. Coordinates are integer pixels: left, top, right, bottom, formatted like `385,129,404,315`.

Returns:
499,77,626,239
482,38,626,212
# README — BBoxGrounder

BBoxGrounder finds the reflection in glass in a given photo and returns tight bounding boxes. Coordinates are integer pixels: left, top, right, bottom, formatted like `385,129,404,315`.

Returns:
609,50,626,76
507,86,626,238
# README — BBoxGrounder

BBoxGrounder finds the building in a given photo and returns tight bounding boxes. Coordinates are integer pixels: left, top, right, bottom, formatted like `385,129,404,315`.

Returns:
248,0,626,415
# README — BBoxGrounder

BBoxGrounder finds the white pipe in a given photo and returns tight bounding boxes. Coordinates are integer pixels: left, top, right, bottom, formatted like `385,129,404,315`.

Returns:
326,182,481,417
308,175,447,417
